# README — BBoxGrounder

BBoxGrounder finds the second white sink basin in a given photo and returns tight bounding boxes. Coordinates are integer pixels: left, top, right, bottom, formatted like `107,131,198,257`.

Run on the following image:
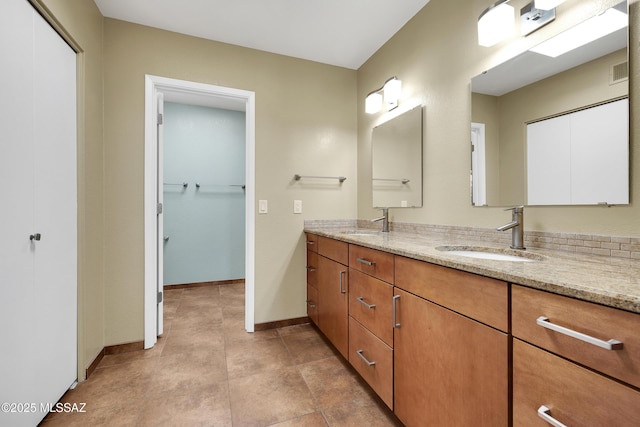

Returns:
436,246,544,262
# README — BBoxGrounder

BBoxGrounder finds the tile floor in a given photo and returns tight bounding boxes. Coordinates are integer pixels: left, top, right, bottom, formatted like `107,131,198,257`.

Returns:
41,282,403,426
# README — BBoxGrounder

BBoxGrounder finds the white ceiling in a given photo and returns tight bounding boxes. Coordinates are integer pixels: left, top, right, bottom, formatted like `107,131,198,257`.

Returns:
94,0,430,70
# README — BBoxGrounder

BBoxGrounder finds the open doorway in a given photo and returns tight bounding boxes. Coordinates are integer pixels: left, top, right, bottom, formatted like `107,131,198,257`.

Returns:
144,75,256,348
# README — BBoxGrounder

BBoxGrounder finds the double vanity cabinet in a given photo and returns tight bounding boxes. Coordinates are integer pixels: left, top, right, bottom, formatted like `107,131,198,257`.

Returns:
305,232,640,426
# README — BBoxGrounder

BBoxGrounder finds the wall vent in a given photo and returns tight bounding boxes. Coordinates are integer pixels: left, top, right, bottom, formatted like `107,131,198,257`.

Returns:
610,61,628,85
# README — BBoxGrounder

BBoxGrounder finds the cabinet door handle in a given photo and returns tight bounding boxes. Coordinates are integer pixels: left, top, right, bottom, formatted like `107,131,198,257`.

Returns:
536,316,623,350
537,405,568,427
339,270,347,294
356,257,376,266
356,349,376,366
392,295,401,328
305,299,316,309
356,297,376,309
305,266,316,272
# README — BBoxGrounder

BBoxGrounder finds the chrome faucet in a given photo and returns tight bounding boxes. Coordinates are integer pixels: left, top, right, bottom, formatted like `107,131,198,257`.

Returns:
371,208,390,232
496,206,525,250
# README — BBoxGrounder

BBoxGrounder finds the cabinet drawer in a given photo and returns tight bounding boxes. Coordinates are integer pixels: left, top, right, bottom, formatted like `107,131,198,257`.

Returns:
349,245,394,283
306,283,318,325
318,236,349,265
512,285,640,388
349,269,393,346
513,339,640,426
395,256,509,332
349,317,393,409
305,233,318,253
306,250,318,287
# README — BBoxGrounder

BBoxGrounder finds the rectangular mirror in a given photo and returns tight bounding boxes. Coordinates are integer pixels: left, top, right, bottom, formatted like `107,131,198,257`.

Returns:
471,0,628,206
372,105,423,208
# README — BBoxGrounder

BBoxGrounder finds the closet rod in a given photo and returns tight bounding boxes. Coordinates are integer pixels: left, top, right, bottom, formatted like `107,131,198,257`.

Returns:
373,178,410,184
294,174,347,183
164,182,188,188
195,183,246,190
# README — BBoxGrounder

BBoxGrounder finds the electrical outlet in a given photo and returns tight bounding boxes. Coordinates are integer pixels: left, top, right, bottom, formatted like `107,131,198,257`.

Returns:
259,200,268,214
401,200,408,207
293,200,302,214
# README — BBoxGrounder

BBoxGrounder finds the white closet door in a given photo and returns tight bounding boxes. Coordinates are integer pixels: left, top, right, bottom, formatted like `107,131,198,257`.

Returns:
0,1,77,425
527,114,572,205
32,5,78,408
570,99,628,205
0,0,38,415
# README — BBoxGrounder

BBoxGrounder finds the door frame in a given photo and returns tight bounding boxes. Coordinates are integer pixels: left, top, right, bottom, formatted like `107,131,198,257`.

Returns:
471,122,487,206
144,75,256,348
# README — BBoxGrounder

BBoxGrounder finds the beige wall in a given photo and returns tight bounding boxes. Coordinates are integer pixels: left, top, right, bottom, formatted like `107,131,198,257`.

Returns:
103,19,357,344
35,0,104,380
358,0,639,236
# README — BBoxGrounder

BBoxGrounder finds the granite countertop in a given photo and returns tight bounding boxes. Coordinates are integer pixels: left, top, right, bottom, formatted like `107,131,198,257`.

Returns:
304,226,640,314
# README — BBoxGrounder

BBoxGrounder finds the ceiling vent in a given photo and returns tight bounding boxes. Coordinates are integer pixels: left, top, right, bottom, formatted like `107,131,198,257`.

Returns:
610,61,628,85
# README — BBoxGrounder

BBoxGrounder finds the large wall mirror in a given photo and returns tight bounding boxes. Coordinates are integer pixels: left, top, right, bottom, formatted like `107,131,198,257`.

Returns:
372,105,423,208
471,0,629,207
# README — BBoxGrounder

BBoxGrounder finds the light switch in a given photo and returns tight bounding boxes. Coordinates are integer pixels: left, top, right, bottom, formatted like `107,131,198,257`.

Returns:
293,200,302,214
259,200,268,214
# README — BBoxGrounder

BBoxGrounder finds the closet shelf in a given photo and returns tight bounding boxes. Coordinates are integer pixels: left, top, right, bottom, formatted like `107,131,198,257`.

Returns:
195,183,246,190
164,182,188,188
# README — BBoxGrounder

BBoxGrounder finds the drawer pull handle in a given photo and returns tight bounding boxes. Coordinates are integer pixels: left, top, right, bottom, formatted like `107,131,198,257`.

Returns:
536,317,623,350
537,405,568,427
339,270,347,294
305,266,316,272
306,241,316,245
305,299,316,309
392,295,401,328
356,297,376,309
356,349,376,366
356,257,376,266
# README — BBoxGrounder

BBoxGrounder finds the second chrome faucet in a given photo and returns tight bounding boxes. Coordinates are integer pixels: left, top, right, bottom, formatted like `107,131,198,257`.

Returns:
371,208,390,232
497,206,525,250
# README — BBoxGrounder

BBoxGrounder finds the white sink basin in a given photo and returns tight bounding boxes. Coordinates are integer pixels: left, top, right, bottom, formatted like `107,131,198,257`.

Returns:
436,246,544,262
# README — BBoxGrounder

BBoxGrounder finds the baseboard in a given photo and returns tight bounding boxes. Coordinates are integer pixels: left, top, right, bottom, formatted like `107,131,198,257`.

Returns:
85,348,105,379
85,340,146,380
164,278,245,289
104,340,145,355
254,316,310,331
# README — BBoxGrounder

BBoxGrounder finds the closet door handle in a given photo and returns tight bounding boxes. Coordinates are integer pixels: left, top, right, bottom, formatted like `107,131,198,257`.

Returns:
356,349,376,366
29,233,41,241
536,316,623,350
537,405,568,427
339,270,347,294
392,295,401,328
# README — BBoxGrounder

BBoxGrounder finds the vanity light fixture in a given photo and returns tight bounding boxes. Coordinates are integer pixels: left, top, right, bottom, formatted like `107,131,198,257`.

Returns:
365,76,402,114
530,7,628,57
478,0,516,47
534,0,565,10
365,90,383,114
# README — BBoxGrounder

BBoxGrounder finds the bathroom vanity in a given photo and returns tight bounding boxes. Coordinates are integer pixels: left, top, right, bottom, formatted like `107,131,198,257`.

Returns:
304,227,640,427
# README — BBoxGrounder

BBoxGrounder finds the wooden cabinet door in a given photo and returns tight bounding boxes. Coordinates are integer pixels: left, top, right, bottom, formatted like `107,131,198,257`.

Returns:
513,339,640,426
317,255,349,358
393,288,509,427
